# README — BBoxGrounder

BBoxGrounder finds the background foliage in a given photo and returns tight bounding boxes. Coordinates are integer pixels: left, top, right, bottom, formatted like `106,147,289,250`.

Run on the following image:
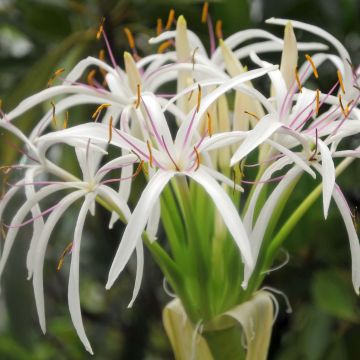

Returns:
0,0,359,359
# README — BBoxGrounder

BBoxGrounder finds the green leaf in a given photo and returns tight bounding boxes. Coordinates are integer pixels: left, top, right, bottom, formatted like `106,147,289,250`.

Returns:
312,270,358,321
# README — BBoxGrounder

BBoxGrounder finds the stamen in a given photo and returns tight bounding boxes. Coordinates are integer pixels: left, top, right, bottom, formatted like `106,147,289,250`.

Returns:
165,9,175,30
135,84,141,109
337,69,345,94
345,99,354,115
124,27,136,50
87,69,97,86
156,18,163,36
193,146,200,171
215,20,223,40
50,101,57,126
92,103,111,120
206,111,212,137
196,84,202,113
309,128,318,161
201,2,209,24
188,88,194,101
338,94,348,117
162,135,180,171
47,68,65,87
96,17,105,40
294,66,302,93
231,168,236,195
244,110,260,121
133,160,145,177
108,116,113,144
354,85,360,92
57,242,73,271
147,140,153,168
63,111,69,129
157,40,172,54
315,89,320,115
305,54,319,79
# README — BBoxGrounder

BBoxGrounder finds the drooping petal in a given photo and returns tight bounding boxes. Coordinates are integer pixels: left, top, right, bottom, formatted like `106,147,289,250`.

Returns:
33,190,87,333
68,193,95,354
188,168,254,283
106,170,174,289
332,186,360,294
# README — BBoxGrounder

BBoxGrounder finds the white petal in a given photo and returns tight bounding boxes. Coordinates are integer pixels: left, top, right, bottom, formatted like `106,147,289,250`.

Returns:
332,186,360,294
33,190,87,333
127,240,144,308
106,170,174,289
68,194,95,354
231,114,283,166
317,140,335,219
188,168,253,281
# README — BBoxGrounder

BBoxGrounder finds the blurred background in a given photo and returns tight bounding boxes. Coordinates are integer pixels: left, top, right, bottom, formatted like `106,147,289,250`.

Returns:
0,0,359,359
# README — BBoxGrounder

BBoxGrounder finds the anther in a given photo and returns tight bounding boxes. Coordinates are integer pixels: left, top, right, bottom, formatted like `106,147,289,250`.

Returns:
201,2,209,24
57,242,73,271
305,54,319,79
196,84,202,112
244,110,260,121
47,68,65,87
147,140,153,168
157,40,172,54
99,49,105,61
337,69,345,94
134,160,145,177
87,69,96,86
194,146,200,171
63,111,69,129
50,101,57,126
315,89,320,115
124,27,136,50
92,103,111,120
338,94,348,117
96,17,105,40
294,66,302,93
165,9,175,30
135,84,141,109
206,111,213,137
108,116,113,144
156,18,163,36
215,20,223,40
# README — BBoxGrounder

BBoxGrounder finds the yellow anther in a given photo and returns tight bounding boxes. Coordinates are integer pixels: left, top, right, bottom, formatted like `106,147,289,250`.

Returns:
346,99,354,116
96,17,105,40
157,40,172,54
108,116,113,144
338,94,348,117
165,9,175,30
196,84,202,113
215,20,223,40
147,140,153,168
47,68,65,87
50,101,57,126
87,69,96,86
201,2,209,24
63,111,69,129
92,103,111,120
135,84,141,109
305,54,319,79
98,49,105,61
337,69,345,94
57,242,73,271
206,111,212,137
124,27,135,49
315,89,320,115
134,160,145,177
156,18,163,36
294,66,302,93
188,89,194,101
244,110,260,121
194,146,200,171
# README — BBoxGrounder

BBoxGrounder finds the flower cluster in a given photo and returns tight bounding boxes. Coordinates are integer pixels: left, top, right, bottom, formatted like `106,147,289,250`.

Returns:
0,7,359,354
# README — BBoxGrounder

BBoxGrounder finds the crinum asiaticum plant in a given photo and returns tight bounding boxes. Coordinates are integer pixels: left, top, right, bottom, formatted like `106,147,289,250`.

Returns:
0,5,359,359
